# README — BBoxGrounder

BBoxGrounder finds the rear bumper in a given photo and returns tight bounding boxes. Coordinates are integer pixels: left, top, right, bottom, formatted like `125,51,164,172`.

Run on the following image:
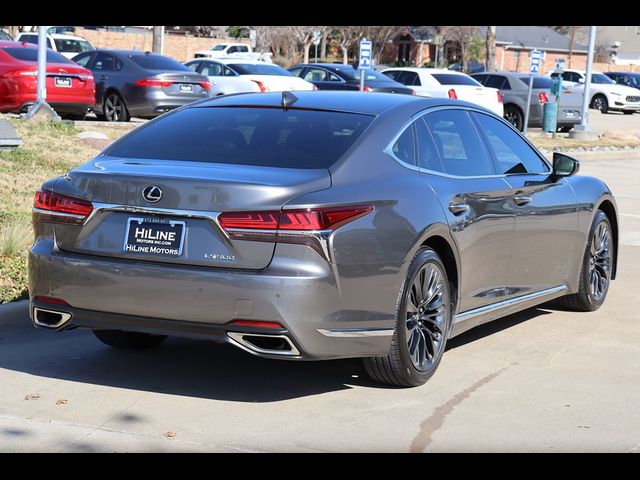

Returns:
28,238,396,360
126,91,209,118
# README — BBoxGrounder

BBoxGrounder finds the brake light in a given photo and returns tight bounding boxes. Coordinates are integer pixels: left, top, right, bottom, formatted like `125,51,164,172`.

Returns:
34,296,70,306
538,91,549,103
5,68,38,77
362,86,372,92
33,189,93,218
448,88,457,99
411,89,417,95
230,320,284,329
251,80,269,92
199,81,211,91
311,84,318,91
135,78,173,88
218,206,374,233
497,91,503,103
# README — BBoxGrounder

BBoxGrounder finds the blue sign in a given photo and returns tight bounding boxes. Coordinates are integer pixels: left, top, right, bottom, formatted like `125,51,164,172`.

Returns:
359,39,372,69
530,50,543,74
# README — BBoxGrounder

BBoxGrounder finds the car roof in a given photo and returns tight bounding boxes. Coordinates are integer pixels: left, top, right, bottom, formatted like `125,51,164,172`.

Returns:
208,58,274,65
382,67,461,74
191,90,481,116
48,33,90,41
0,40,36,49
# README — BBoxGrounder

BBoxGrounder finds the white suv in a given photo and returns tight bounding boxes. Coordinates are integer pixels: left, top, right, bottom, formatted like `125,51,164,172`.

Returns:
14,32,95,60
554,68,640,114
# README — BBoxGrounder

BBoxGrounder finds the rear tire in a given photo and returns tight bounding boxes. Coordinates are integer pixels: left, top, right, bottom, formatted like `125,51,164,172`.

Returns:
363,247,453,387
93,330,167,350
103,92,130,122
504,104,524,131
555,210,613,312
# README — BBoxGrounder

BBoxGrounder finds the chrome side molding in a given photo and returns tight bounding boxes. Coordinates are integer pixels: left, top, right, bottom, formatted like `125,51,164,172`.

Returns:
317,327,395,338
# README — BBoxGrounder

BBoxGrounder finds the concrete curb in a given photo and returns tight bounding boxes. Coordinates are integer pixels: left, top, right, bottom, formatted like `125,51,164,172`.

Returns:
0,300,30,327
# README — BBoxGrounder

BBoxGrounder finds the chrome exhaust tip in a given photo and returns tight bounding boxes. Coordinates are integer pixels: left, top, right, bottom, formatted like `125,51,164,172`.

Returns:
33,307,72,329
227,332,300,356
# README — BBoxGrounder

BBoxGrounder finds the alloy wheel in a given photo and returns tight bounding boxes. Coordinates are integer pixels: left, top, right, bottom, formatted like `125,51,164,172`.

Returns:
404,263,449,371
105,94,124,122
505,109,523,131
589,221,611,301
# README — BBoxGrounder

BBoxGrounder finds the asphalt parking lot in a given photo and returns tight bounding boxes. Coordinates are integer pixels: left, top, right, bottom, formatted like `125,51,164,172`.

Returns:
1,151,639,452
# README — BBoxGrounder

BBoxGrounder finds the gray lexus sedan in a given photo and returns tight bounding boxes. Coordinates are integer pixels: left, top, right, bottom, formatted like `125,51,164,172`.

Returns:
29,91,618,387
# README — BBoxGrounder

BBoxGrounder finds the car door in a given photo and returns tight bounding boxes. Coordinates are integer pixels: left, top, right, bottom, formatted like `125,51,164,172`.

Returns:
90,52,118,108
414,109,517,314
471,111,578,294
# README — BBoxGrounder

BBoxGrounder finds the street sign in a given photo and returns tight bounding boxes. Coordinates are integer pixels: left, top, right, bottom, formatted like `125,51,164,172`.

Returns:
312,30,321,47
359,39,372,69
530,50,542,74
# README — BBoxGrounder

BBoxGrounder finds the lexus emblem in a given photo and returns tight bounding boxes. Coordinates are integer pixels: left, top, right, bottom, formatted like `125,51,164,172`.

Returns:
142,185,162,203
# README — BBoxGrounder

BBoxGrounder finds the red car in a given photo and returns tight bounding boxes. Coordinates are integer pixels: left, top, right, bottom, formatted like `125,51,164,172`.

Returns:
0,41,95,119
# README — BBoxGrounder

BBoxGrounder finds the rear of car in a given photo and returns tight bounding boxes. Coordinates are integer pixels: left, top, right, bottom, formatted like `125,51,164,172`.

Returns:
221,61,315,93
29,100,379,358
334,65,414,94
514,75,582,129
0,42,94,116
428,72,503,116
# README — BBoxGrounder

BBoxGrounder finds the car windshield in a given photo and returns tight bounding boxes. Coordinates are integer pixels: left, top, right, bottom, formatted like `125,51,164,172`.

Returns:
430,74,482,86
628,75,640,86
228,63,293,76
130,54,190,71
0,30,11,41
517,76,553,88
106,107,374,169
53,38,93,53
0,47,72,64
333,66,392,82
211,45,227,51
591,73,614,84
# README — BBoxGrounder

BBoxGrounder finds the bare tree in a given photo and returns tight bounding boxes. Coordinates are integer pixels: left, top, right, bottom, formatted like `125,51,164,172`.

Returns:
290,26,327,64
485,26,496,71
444,26,480,72
333,26,364,64
360,26,403,64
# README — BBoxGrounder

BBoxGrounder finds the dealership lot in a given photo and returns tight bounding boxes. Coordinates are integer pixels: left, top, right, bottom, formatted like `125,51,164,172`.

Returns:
0,151,638,452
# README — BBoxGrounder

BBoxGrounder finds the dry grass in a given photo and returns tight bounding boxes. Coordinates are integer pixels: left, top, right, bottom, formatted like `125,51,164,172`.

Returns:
530,129,640,151
0,220,32,257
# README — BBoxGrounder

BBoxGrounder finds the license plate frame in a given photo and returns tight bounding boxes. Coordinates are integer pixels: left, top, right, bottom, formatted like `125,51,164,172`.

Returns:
55,76,72,88
179,83,193,93
123,217,186,257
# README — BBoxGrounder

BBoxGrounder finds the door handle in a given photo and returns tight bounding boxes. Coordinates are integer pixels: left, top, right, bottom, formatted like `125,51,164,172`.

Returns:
100,75,109,80
449,203,470,215
513,195,532,206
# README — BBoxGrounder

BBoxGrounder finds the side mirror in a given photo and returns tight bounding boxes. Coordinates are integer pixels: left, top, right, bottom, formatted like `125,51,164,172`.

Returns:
577,78,585,84
552,152,580,177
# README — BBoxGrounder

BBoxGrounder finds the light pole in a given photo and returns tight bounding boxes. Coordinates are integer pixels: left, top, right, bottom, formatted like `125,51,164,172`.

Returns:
26,26,59,120
571,26,597,139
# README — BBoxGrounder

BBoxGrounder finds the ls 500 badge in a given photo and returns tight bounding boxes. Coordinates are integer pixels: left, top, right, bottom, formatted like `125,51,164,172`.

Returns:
204,253,236,262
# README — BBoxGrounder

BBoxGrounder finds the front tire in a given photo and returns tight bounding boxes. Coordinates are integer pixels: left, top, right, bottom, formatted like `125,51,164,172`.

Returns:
363,248,453,387
591,94,609,113
555,210,613,311
93,330,167,350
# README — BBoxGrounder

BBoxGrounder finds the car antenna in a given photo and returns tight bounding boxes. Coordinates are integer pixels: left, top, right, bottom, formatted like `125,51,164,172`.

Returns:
281,91,298,109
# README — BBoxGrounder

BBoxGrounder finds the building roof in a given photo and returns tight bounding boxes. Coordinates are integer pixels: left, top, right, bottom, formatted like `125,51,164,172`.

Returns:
480,26,588,53
594,26,640,56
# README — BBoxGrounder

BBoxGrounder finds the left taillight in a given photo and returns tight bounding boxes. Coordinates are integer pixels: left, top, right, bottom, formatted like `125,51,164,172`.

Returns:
538,91,549,103
251,80,269,92
199,81,211,91
497,91,503,103
33,189,93,223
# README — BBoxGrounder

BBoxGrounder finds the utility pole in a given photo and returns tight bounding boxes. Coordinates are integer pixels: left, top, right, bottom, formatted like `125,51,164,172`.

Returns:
568,26,576,68
486,26,496,71
152,26,163,54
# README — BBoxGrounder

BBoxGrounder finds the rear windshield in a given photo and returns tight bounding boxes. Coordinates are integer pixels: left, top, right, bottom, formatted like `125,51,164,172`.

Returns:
107,107,374,169
591,73,614,84
130,54,190,71
517,76,553,88
228,63,292,76
0,47,72,64
335,66,391,82
430,74,482,86
53,38,93,53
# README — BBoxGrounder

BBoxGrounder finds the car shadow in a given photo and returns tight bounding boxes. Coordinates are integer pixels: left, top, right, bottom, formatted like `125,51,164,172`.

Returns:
0,304,558,403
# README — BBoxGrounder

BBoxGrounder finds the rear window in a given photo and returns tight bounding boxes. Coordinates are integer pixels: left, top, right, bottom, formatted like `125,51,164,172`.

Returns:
0,47,72,64
53,38,93,53
227,63,293,76
430,74,482,86
107,107,374,169
517,76,553,88
130,54,190,71
336,67,391,82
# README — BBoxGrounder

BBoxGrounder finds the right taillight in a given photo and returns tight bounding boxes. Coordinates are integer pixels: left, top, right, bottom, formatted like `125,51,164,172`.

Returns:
539,91,549,103
33,189,93,223
448,88,457,99
251,80,269,92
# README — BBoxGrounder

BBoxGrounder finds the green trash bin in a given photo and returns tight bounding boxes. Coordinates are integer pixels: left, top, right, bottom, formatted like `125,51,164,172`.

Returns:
543,102,558,133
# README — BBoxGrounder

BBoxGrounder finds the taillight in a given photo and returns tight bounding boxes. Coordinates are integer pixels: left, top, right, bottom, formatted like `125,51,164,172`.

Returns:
311,84,318,91
229,320,284,329
448,88,457,99
497,91,503,103
34,296,70,306
5,68,38,77
362,86,372,92
135,78,173,88
411,89,417,95
251,80,269,92
199,81,211,91
218,205,373,233
538,91,549,103
33,189,93,219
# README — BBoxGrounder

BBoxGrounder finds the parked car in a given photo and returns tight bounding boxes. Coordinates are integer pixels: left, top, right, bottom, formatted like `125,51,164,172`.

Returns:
471,72,583,132
15,32,95,60
72,49,210,121
47,26,77,35
288,63,415,95
551,68,640,114
185,58,315,96
0,41,95,119
604,71,640,92
447,61,485,74
29,91,617,387
193,42,272,62
0,29,12,41
382,67,503,116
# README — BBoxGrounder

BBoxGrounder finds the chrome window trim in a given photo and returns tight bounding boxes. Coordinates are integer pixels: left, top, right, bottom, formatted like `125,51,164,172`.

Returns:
384,104,553,179
32,207,86,220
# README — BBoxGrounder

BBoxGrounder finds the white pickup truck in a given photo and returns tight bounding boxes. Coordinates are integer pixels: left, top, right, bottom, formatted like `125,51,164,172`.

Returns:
194,43,273,63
